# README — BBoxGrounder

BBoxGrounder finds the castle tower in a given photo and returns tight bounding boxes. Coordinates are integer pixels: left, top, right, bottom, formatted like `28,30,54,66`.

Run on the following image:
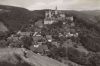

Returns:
44,6,59,24
45,10,52,19
55,6,58,15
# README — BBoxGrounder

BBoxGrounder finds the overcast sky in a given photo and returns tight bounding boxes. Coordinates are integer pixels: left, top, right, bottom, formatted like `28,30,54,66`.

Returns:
0,0,100,10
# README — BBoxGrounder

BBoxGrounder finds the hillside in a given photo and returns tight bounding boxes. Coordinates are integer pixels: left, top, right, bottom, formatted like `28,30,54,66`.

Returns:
0,48,67,66
0,5,47,31
63,10,100,52
81,10,100,30
0,21,8,32
0,5,31,31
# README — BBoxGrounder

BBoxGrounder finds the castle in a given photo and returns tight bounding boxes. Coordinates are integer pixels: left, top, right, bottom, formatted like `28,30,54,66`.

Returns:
44,7,73,24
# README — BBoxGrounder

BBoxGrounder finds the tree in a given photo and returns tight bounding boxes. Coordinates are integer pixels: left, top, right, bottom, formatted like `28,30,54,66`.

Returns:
21,36,33,49
0,40,8,48
9,40,23,48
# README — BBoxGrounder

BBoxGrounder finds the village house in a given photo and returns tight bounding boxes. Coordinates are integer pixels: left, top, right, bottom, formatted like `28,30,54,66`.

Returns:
17,31,33,37
66,32,74,37
7,34,19,42
66,16,74,21
30,41,49,55
32,35,46,43
44,18,56,25
33,31,41,36
51,41,60,48
73,33,78,37
46,35,53,42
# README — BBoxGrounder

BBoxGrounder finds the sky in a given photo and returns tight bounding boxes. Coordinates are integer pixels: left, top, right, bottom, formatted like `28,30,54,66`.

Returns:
0,0,100,10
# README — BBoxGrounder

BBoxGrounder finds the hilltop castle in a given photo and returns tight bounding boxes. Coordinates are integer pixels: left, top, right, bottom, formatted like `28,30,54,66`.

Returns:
44,7,73,24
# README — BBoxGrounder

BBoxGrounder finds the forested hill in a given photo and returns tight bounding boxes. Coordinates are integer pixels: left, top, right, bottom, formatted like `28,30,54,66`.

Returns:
0,5,31,31
81,10,100,31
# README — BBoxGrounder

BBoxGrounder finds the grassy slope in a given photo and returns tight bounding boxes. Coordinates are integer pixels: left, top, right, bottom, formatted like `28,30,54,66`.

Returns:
0,48,67,66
